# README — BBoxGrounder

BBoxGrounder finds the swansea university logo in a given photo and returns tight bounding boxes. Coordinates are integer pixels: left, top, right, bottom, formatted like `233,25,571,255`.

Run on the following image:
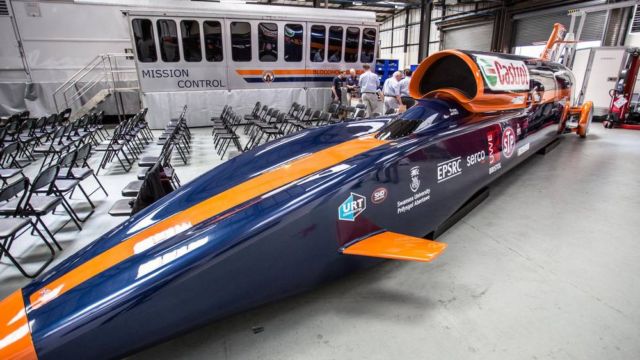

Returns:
338,193,366,221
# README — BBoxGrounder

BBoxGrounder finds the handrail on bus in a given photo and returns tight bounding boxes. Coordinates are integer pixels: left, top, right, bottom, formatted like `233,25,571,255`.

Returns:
52,53,139,113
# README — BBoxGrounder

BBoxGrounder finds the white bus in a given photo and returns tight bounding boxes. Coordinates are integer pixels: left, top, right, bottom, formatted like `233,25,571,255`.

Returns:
1,0,379,127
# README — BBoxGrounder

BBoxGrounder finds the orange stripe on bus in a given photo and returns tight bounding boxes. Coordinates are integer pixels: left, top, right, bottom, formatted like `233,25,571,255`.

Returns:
0,290,38,360
29,136,387,310
235,69,348,76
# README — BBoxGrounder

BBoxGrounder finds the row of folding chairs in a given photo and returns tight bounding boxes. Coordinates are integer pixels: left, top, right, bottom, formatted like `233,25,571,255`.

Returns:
0,108,81,168
109,141,182,217
109,108,188,216
238,101,367,152
153,105,191,165
32,112,109,173
211,106,247,159
94,108,153,174
0,142,107,278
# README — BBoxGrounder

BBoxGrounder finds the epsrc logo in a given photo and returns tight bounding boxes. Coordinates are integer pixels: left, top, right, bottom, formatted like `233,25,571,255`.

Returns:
437,157,462,183
338,193,366,221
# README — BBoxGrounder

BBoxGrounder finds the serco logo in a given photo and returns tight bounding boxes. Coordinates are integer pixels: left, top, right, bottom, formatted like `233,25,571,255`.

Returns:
338,192,366,221
502,126,516,158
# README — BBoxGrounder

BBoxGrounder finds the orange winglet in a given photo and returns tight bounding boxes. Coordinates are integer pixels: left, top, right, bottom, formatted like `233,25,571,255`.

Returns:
0,290,38,360
341,231,447,262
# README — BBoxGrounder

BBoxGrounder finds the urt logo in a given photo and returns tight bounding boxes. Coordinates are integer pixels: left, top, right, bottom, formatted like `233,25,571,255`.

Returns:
338,193,366,221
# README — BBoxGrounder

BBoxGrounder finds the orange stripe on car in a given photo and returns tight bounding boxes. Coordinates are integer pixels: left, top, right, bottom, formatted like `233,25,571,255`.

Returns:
0,290,38,360
29,136,388,310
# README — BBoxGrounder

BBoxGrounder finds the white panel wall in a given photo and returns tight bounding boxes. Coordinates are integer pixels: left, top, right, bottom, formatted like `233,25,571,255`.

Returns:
379,3,495,68
379,7,422,70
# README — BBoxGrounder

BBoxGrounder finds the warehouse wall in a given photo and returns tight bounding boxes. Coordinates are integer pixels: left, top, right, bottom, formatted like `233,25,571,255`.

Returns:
379,3,486,69
379,8,420,69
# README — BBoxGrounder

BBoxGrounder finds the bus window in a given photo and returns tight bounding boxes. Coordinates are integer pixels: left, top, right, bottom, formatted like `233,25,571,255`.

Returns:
132,19,157,62
258,23,278,62
361,28,376,63
284,24,303,62
310,25,325,62
181,20,201,62
203,21,223,62
231,22,252,62
345,27,360,63
157,19,179,62
328,26,343,63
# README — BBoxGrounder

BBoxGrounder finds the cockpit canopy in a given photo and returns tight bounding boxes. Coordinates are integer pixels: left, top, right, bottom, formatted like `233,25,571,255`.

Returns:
376,99,462,140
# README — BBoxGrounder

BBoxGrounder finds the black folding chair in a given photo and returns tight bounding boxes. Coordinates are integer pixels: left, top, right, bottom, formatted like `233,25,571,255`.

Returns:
0,178,55,278
58,143,108,199
12,165,82,246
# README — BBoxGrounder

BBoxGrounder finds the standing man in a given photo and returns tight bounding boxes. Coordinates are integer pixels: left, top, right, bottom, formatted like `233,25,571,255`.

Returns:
399,69,415,109
345,68,359,105
383,71,403,114
359,64,381,116
331,70,346,104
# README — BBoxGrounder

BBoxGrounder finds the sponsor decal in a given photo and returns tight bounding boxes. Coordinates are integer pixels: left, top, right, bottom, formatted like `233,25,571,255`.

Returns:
476,55,530,92
397,188,431,214
487,127,502,175
466,150,486,167
449,108,459,116
437,157,462,183
371,187,388,204
338,192,366,221
262,71,275,84
517,142,530,157
487,129,501,165
502,126,516,158
410,166,421,192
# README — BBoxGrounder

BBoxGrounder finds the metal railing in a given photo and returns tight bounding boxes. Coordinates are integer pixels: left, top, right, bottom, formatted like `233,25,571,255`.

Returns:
52,53,140,116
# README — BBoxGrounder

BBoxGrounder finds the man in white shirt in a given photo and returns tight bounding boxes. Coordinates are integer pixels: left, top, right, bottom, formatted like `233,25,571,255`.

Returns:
398,69,415,109
358,64,382,116
383,71,403,114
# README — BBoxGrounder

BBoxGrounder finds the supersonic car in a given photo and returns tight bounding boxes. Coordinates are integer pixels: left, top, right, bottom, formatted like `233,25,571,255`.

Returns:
0,23,592,360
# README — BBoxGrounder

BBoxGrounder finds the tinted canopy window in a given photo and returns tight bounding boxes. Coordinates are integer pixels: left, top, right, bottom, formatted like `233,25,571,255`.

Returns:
203,21,223,62
361,28,376,63
310,25,325,62
345,27,360,63
259,23,278,62
284,24,303,62
231,22,252,62
157,19,179,62
376,103,446,140
132,19,157,62
328,26,343,63
181,20,201,62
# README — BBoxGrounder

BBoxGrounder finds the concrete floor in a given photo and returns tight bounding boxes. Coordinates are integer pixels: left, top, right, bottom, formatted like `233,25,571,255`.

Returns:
1,125,639,359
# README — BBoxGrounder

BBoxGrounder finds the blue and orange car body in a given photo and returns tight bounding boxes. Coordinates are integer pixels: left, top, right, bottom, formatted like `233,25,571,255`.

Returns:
1,40,591,359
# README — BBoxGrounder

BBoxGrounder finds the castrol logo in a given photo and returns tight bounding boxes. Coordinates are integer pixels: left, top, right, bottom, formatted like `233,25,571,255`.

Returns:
475,55,530,92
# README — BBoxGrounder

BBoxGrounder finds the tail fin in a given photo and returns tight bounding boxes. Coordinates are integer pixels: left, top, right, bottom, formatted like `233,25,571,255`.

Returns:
540,23,568,62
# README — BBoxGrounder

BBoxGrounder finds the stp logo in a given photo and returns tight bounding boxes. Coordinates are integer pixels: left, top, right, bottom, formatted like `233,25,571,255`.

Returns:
371,187,388,204
502,126,516,158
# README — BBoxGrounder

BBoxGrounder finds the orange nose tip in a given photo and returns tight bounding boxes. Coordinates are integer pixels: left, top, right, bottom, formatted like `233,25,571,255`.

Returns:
0,290,38,360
